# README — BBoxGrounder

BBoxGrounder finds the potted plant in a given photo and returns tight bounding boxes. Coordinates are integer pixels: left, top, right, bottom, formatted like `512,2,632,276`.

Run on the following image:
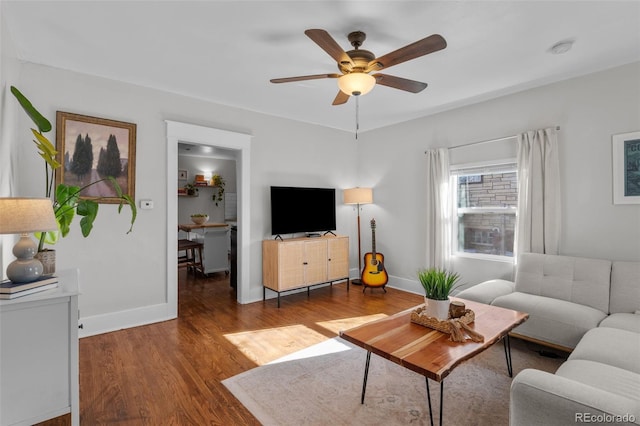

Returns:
184,183,199,196
11,86,136,273
190,213,209,225
210,174,225,206
417,267,461,320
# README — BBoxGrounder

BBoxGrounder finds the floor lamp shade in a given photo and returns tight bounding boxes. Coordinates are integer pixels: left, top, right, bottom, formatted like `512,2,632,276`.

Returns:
0,198,58,283
343,187,373,205
343,188,373,285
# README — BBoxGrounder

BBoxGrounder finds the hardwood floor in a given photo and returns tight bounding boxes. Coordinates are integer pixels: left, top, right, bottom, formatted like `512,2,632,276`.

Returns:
38,270,423,425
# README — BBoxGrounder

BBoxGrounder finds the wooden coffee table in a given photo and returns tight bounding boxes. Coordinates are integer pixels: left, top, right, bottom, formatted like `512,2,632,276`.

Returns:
339,298,528,426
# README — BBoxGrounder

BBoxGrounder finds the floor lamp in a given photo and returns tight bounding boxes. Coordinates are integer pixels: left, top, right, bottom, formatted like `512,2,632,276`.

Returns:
343,187,373,285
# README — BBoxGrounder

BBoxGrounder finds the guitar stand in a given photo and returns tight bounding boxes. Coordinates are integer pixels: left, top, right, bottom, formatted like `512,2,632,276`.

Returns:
362,284,387,294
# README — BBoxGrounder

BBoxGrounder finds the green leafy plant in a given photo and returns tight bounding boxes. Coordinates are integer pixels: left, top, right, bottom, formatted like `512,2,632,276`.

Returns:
211,174,225,206
190,214,208,218
184,183,198,196
417,268,461,300
11,86,137,251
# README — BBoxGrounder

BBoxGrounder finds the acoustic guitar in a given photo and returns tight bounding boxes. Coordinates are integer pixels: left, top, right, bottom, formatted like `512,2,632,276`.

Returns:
361,218,388,289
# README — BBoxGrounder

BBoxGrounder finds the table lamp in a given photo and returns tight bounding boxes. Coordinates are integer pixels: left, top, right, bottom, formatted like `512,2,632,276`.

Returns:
0,198,58,283
343,187,373,285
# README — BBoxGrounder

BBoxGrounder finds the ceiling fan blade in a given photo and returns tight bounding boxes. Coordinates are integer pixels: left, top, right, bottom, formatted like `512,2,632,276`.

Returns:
369,34,446,71
270,73,340,84
332,90,350,105
374,74,428,93
305,29,355,67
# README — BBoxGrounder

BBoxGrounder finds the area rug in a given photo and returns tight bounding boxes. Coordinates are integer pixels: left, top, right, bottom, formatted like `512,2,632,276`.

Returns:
222,336,566,425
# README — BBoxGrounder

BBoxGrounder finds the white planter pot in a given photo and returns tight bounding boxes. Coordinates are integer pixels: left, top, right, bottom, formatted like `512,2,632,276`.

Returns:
423,297,450,320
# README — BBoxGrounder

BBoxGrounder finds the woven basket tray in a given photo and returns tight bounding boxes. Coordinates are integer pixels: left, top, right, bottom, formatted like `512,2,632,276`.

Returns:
410,306,475,333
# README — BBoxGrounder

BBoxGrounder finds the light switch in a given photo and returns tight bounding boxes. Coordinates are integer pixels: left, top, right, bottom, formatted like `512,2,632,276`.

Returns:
140,199,154,210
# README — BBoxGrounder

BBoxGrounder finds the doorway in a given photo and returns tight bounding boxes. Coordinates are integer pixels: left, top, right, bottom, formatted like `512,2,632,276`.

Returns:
166,121,251,318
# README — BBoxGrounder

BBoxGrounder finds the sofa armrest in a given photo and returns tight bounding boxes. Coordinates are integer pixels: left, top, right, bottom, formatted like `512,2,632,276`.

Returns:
510,369,639,426
454,279,514,305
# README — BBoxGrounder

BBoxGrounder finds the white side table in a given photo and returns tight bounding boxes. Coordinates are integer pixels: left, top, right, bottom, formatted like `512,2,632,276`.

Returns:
0,269,80,426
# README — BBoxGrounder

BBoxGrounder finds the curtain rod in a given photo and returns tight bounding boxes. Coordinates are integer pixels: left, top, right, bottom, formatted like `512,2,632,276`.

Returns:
424,126,561,153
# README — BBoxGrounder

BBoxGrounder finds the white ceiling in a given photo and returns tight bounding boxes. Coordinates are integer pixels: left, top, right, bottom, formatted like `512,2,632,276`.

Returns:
3,1,640,133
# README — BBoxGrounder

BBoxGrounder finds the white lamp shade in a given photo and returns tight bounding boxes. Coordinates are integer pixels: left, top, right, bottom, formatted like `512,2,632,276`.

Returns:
0,198,58,234
343,187,373,205
338,73,376,96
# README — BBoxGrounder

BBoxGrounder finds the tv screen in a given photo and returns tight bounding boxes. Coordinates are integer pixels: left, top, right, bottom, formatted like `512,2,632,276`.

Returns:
270,186,336,235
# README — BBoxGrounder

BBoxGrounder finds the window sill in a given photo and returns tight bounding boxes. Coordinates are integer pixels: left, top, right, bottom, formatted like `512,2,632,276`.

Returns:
452,252,515,264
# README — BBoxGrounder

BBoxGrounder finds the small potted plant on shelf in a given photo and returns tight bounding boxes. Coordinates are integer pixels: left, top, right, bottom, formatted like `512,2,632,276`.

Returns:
210,174,225,206
11,86,137,274
417,267,461,320
184,183,199,196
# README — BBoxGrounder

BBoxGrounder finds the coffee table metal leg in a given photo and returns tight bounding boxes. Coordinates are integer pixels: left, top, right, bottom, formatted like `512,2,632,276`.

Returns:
425,378,444,426
361,351,372,404
503,334,513,377
439,381,443,426
425,378,434,426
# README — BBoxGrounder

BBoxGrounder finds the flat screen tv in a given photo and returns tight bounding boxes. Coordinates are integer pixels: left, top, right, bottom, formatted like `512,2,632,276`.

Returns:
270,186,336,235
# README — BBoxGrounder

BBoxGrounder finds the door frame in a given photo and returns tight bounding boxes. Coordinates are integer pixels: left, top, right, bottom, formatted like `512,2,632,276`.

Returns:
166,121,251,315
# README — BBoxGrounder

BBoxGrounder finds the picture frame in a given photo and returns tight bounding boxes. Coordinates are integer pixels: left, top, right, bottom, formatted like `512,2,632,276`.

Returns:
612,130,640,205
56,112,136,204
178,169,188,180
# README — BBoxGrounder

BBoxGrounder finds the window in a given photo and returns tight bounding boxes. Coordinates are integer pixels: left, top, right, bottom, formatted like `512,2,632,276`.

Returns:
451,161,517,260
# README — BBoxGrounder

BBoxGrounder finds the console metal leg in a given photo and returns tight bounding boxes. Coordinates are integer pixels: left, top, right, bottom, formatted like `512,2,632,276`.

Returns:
361,351,372,404
503,334,513,377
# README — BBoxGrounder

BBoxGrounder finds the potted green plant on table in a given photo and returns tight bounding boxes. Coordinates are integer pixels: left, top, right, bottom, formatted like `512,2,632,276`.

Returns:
417,267,461,320
190,214,209,225
11,86,136,274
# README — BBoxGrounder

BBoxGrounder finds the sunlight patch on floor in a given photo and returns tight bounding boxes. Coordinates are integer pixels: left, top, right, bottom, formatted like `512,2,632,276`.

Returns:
268,337,353,364
315,313,388,334
224,325,328,366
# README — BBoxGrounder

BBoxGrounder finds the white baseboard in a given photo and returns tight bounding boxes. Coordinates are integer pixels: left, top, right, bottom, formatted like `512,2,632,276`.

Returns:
79,275,422,338
79,302,176,338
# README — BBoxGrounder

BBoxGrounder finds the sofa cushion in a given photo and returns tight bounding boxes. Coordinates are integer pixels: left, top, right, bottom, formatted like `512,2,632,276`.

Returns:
511,369,640,426
610,261,640,314
600,313,640,333
455,279,514,305
568,327,640,374
556,359,640,402
492,292,607,349
515,253,611,313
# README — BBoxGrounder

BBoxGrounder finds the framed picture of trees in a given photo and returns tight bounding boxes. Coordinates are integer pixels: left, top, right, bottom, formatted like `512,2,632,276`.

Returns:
56,112,136,204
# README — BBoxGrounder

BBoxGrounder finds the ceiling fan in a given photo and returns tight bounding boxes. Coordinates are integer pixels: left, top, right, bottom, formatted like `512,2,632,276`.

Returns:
270,29,447,105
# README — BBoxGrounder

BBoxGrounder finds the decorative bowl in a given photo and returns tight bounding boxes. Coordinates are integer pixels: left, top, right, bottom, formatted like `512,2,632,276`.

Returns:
191,215,209,225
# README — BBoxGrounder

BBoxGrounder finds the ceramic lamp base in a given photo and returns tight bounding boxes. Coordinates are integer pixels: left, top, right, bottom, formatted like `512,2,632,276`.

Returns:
6,235,43,283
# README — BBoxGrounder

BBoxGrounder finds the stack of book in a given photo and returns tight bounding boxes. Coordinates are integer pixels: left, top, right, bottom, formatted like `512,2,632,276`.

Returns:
0,275,58,300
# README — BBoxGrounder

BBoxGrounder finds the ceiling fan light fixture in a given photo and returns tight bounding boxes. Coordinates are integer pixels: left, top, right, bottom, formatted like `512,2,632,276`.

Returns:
338,73,376,96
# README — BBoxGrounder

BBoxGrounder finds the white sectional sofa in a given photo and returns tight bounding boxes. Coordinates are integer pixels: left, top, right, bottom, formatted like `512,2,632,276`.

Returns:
457,252,640,425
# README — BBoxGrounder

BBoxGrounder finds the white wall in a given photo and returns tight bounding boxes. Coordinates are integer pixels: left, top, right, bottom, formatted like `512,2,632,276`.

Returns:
177,155,235,224
3,18,638,333
6,62,357,335
357,62,640,295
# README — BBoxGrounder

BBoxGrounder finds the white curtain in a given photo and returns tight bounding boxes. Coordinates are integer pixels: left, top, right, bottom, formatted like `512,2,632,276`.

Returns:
515,127,561,256
425,148,452,270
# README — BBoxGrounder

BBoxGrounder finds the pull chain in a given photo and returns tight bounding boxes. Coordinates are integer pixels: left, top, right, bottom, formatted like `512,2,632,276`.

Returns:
355,95,360,140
